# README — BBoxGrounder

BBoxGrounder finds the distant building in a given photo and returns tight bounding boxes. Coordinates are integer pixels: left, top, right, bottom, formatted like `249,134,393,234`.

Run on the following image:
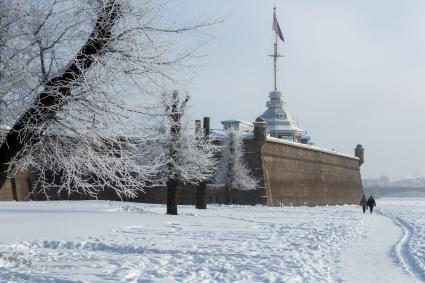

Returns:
390,177,425,188
221,120,253,133
362,176,390,188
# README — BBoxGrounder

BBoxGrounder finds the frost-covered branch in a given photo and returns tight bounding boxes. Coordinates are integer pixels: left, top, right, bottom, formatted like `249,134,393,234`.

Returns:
157,91,217,185
0,0,215,197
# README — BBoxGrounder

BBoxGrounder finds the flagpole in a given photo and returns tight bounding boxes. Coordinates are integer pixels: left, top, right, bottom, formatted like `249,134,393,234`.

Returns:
273,7,277,92
270,6,282,92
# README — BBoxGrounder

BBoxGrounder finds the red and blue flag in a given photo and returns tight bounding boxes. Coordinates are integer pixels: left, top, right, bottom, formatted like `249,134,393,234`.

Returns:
272,14,284,42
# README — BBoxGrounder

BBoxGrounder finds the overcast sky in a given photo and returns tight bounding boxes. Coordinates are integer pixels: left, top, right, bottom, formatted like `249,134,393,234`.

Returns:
168,0,425,181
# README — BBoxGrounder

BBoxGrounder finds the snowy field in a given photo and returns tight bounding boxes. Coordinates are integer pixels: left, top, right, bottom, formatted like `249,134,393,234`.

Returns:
0,199,424,282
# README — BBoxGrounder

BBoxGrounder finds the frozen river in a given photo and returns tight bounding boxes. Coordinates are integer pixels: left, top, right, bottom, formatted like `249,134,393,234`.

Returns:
0,198,424,282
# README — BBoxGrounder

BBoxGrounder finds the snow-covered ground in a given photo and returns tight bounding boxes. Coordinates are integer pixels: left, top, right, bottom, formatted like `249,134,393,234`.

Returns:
0,198,423,282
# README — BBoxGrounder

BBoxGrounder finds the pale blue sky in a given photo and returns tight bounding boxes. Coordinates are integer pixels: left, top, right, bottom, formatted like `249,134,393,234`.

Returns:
167,0,425,180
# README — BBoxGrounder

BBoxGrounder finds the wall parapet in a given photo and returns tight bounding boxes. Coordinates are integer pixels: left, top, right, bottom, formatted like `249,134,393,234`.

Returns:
266,136,359,160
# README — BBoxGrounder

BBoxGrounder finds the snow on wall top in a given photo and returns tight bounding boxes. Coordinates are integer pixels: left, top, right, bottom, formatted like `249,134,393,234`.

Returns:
265,136,359,160
211,131,358,160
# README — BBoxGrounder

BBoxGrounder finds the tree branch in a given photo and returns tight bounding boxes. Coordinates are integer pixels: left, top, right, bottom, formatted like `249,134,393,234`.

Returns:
0,0,121,188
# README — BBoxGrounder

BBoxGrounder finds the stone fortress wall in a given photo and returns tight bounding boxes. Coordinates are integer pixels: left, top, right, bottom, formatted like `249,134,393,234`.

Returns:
256,140,362,206
235,118,364,206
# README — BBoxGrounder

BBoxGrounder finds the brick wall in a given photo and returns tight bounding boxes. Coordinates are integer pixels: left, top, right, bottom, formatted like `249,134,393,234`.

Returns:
244,138,363,206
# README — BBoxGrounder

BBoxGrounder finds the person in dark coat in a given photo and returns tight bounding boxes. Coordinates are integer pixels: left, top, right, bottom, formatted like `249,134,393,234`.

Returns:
360,195,367,213
367,196,376,213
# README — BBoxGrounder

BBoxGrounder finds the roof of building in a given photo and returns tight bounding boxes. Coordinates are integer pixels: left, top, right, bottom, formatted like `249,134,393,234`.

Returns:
220,120,254,127
261,90,305,134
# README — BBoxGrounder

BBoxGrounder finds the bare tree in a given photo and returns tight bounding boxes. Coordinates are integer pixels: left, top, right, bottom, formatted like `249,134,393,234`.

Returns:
0,0,212,197
158,91,216,215
216,129,257,204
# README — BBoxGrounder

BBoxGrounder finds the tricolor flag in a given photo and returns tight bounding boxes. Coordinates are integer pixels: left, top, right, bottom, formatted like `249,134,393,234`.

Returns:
272,13,284,42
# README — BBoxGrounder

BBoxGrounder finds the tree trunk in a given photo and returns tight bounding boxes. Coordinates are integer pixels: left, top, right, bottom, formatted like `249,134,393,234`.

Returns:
195,181,206,209
166,179,178,215
10,177,17,201
224,184,231,205
0,0,120,189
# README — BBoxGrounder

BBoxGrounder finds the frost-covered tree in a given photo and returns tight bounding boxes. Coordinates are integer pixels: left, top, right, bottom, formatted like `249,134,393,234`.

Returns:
158,91,216,215
194,117,210,210
216,129,257,204
0,0,212,197
0,0,18,113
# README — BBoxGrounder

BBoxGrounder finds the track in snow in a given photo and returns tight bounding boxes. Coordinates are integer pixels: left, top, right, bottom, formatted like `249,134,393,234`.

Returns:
339,210,414,283
389,213,425,282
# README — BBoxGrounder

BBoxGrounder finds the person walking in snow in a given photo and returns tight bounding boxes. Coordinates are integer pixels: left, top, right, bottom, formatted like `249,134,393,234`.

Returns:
360,195,367,213
367,196,376,213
